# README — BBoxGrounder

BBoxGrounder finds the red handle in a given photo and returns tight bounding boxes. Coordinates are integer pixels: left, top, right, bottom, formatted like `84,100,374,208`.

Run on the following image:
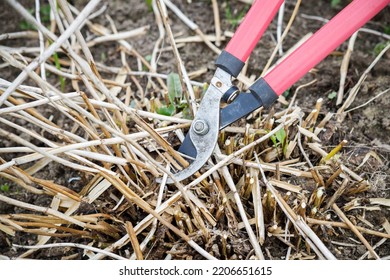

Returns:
226,0,284,62
263,0,390,96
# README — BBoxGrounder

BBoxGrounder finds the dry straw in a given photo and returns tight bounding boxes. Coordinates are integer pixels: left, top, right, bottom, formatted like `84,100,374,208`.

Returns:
0,0,388,260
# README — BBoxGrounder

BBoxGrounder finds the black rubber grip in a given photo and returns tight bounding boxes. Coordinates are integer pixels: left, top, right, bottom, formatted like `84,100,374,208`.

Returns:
248,78,278,108
215,50,245,77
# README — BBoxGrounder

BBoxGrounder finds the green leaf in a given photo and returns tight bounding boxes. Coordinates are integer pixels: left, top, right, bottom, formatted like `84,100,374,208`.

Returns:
275,128,286,144
328,91,337,100
40,4,51,23
331,0,341,8
145,0,153,11
282,88,291,98
167,72,182,105
373,41,389,56
282,141,288,156
156,104,175,116
270,135,277,147
202,83,209,93
20,20,36,30
19,5,51,30
144,54,152,62
53,52,65,91
175,100,188,109
0,184,10,192
182,106,193,120
225,5,248,28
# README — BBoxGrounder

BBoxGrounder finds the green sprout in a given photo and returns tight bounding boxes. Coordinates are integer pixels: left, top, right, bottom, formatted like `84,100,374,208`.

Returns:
0,183,10,192
19,4,51,30
330,0,341,8
327,91,337,100
373,41,390,56
270,128,288,156
225,5,249,28
145,0,153,11
156,72,190,117
53,52,65,92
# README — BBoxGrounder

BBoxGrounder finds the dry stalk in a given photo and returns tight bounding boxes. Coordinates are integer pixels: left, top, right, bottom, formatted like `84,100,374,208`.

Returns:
0,31,38,41
35,0,46,80
215,146,265,260
254,154,337,260
297,117,325,187
212,172,239,227
251,168,265,244
156,0,197,116
345,88,390,114
1,0,385,262
0,0,101,106
332,204,380,259
163,0,221,54
211,0,222,47
337,31,358,105
13,243,126,260
151,0,165,72
307,218,390,239
276,2,286,56
85,26,149,47
324,178,349,210
359,238,387,260
337,42,390,120
126,221,144,260
322,140,348,163
325,166,344,188
0,194,85,228
101,172,216,260
261,0,302,76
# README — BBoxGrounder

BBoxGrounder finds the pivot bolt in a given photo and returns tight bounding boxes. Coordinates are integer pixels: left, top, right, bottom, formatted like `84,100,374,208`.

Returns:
193,120,209,135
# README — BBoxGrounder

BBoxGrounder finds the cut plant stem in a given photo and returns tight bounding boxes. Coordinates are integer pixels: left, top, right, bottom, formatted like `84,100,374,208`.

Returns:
157,0,197,116
215,146,265,260
307,217,390,239
126,221,144,260
211,0,221,47
337,32,358,105
324,178,349,210
322,140,348,163
254,153,336,260
163,0,221,54
332,203,380,259
325,165,344,187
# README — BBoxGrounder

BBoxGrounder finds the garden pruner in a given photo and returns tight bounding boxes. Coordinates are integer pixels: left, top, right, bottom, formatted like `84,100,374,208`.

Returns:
162,0,389,184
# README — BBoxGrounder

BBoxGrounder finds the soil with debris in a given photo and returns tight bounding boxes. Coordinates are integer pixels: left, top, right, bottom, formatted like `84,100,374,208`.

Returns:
0,0,389,260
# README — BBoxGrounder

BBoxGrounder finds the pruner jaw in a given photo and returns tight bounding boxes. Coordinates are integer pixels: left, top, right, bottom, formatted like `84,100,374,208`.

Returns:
162,68,232,184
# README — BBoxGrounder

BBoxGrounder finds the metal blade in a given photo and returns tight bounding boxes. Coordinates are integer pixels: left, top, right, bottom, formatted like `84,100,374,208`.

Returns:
164,84,223,184
157,68,233,184
177,90,265,159
178,133,196,159
220,90,264,129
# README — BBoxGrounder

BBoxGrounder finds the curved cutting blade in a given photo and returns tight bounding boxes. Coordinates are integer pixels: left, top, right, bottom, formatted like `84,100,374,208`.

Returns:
164,84,223,184
156,68,232,184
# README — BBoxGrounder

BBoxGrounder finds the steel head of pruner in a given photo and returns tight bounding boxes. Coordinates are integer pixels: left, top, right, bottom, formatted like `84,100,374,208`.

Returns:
161,68,232,184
